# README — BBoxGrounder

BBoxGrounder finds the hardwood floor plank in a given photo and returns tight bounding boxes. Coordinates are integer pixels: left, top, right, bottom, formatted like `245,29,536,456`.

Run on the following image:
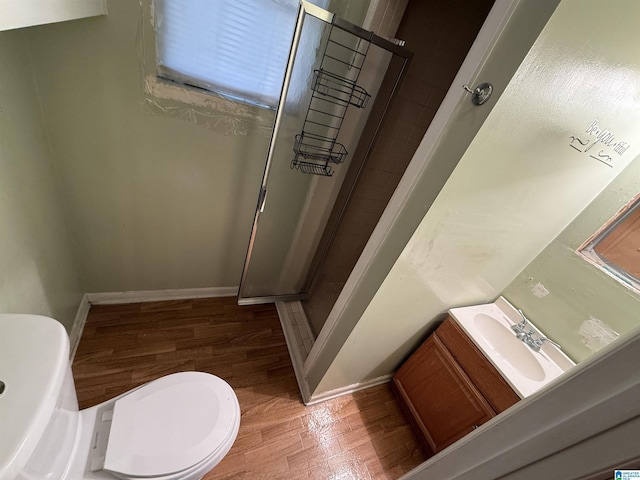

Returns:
88,303,141,315
193,322,243,338
229,427,263,452
337,424,381,452
109,340,176,360
287,444,340,475
131,360,196,383
74,370,132,390
94,320,161,336
155,345,213,363
75,334,137,354
72,297,425,479
208,451,246,479
136,327,194,342
326,449,372,479
140,299,192,312
72,349,114,365
243,433,301,474
157,315,214,330
175,335,235,350
194,351,248,368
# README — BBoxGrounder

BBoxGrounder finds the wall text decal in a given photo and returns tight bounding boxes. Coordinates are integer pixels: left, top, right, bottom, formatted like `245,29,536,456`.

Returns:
569,119,630,168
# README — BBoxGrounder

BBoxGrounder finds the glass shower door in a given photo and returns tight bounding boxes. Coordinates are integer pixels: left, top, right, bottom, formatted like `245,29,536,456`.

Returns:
238,1,411,304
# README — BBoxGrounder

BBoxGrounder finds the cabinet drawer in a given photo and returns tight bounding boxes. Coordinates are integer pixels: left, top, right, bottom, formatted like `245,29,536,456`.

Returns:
437,316,520,413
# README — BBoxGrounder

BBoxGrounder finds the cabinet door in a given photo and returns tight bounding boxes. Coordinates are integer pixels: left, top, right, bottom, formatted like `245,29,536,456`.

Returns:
437,317,520,413
393,334,494,453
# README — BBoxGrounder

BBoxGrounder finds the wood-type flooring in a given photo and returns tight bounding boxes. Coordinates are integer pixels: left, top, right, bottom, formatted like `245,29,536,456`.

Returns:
72,297,426,479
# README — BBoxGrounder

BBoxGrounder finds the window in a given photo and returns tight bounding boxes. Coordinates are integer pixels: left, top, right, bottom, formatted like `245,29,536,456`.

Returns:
579,193,640,293
154,0,300,109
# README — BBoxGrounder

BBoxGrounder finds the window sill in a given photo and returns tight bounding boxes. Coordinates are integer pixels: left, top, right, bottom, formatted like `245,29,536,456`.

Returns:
143,75,275,136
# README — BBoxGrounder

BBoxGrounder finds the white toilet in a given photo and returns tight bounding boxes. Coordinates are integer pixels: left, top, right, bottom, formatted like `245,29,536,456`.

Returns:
0,314,241,480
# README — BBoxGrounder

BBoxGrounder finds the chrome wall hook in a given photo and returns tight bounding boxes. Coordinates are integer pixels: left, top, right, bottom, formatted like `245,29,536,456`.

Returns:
462,82,493,106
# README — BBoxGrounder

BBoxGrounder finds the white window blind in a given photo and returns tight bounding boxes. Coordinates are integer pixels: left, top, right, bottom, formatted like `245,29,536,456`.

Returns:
155,0,301,108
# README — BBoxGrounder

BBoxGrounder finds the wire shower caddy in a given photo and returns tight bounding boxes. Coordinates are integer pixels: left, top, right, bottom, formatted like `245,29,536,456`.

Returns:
291,24,371,176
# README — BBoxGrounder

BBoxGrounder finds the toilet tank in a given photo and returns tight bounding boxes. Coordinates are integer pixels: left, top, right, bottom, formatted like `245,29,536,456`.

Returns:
0,314,80,480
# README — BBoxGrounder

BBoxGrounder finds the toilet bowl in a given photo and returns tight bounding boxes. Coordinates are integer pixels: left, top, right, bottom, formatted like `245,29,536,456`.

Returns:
0,314,240,480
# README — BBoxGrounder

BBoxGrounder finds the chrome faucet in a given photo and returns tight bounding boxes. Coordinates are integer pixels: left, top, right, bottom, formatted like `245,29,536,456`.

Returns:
511,309,562,352
510,309,529,337
529,335,562,352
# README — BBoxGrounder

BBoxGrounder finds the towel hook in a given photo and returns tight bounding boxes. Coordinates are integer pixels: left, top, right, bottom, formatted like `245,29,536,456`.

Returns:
462,82,493,106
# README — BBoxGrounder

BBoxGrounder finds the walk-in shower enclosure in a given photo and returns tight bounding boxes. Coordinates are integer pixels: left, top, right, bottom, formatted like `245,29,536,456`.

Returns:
238,1,411,304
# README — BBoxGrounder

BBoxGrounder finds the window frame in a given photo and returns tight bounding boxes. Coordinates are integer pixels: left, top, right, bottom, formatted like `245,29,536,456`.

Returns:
578,192,640,294
154,0,303,111
138,0,276,136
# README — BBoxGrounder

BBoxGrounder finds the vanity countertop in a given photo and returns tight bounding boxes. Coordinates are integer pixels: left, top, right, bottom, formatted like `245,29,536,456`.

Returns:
448,297,575,398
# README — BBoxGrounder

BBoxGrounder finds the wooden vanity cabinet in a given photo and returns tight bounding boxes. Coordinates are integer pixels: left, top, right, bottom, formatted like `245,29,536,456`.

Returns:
392,316,520,456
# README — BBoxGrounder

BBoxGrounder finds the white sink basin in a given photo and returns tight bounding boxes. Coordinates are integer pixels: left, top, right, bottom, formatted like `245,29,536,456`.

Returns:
472,313,545,382
449,298,575,398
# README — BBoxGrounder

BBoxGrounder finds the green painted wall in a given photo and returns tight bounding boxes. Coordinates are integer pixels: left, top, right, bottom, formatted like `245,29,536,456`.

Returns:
0,29,83,331
503,157,640,362
0,0,372,333
20,0,371,295
23,1,271,293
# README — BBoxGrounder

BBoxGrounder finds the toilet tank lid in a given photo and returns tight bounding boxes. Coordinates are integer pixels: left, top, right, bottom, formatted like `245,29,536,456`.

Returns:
104,372,240,477
0,314,69,479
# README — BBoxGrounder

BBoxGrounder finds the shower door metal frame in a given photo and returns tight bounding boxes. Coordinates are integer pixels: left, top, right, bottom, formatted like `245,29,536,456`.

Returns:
238,0,412,305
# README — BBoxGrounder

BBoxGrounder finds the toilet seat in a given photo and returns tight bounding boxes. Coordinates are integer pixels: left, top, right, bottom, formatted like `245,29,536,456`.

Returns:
103,372,240,479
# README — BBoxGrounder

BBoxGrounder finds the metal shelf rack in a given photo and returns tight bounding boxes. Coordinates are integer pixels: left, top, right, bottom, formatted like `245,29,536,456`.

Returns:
291,24,371,176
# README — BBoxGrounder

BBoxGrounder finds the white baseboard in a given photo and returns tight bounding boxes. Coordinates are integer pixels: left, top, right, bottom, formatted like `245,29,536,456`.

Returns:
69,294,90,361
86,286,239,305
70,287,238,360
275,301,391,406
292,302,316,354
276,302,312,404
305,375,393,406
